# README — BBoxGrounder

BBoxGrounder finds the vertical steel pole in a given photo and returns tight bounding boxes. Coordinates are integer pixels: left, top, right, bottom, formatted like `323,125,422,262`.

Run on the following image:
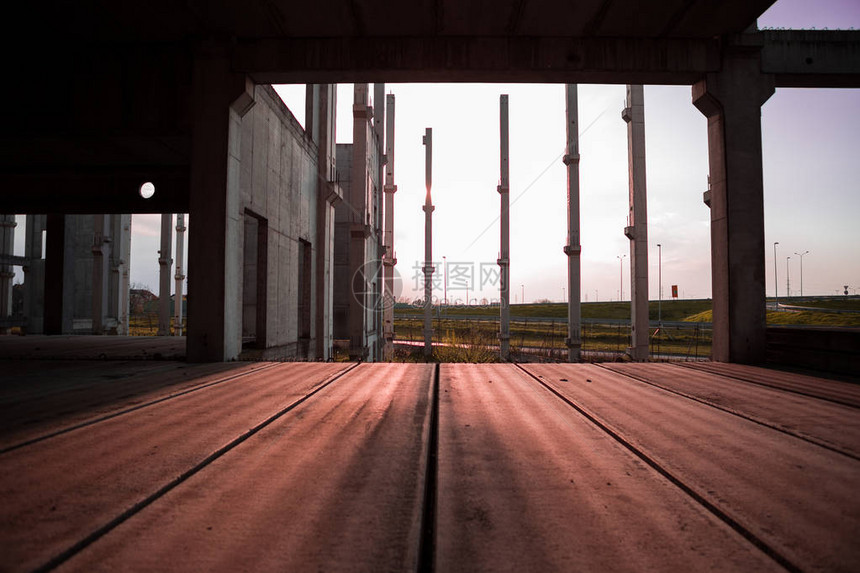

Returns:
773,241,779,307
423,128,434,360
498,95,511,360
563,85,582,362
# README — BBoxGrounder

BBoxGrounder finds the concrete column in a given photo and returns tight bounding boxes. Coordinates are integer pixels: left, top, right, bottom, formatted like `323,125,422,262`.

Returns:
622,85,649,361
373,83,385,362
0,215,16,325
498,95,511,361
383,93,398,359
349,84,372,361
91,214,112,334
115,214,131,335
311,84,339,361
157,214,173,336
23,214,46,334
693,47,774,363
187,45,255,361
563,86,582,362
174,214,186,336
422,128,434,360
43,214,66,335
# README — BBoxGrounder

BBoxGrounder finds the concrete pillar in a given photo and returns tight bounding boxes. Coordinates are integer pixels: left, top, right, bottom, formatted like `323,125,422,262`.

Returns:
43,214,66,335
23,214,46,334
348,84,372,361
0,215,16,326
311,84,339,361
115,214,131,335
622,85,649,361
91,214,112,334
186,45,255,361
383,94,397,359
498,95,511,361
693,47,774,363
563,86,582,362
174,214,186,336
372,83,385,362
422,128,434,360
157,214,173,336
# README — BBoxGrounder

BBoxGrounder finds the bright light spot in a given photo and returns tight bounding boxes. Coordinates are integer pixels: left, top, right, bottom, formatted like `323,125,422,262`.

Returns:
139,181,155,199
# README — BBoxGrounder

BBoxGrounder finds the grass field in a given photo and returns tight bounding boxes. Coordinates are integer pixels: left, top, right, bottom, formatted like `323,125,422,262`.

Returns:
393,296,858,361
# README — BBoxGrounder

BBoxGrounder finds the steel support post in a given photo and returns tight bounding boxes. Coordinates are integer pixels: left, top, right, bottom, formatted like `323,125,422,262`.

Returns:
157,213,173,336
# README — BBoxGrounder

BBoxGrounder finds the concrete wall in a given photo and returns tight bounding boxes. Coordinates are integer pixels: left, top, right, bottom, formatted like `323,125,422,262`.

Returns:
334,117,382,360
22,214,130,335
237,85,326,359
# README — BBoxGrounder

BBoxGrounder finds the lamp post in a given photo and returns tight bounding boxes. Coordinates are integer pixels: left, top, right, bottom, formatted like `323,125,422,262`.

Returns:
794,250,809,297
521,284,524,305
657,243,662,326
786,256,791,298
773,241,779,308
442,255,447,306
617,254,626,301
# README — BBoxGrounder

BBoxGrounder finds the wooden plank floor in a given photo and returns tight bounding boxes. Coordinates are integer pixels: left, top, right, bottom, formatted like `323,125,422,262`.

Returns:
1,357,857,572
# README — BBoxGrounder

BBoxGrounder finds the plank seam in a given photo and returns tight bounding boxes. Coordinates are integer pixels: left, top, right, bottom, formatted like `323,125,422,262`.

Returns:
513,363,802,573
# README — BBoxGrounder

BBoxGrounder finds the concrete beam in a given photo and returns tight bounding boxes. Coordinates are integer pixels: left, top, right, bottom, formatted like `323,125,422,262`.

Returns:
236,36,720,85
760,30,860,88
0,168,189,214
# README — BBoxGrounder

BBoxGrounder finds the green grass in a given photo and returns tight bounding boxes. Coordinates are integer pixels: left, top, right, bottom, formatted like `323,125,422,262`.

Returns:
685,309,860,327
393,317,712,359
396,299,713,322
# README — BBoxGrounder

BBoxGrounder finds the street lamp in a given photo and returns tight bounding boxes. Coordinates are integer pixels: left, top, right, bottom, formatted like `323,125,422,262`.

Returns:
657,243,662,325
617,254,627,301
442,255,447,306
786,256,791,298
521,284,524,305
794,250,809,297
773,242,779,307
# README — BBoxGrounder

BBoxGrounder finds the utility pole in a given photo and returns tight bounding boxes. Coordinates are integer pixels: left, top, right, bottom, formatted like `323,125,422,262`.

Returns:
422,128,434,360
795,250,809,297
617,254,626,301
773,241,779,308
657,243,662,325
498,95,511,360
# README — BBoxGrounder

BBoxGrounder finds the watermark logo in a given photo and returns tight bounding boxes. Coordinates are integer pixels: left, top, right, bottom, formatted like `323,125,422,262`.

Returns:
351,259,403,312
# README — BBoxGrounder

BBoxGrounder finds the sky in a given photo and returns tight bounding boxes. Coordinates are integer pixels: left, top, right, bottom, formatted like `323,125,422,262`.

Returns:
10,0,860,303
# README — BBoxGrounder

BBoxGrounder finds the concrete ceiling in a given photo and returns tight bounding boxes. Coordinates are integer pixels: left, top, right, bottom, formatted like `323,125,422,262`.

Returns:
32,0,775,42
